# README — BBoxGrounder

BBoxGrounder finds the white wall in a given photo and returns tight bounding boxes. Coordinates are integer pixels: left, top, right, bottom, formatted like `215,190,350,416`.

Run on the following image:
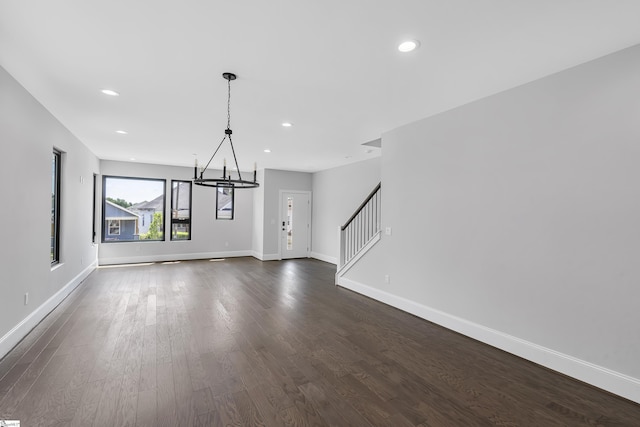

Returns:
252,169,265,259
98,160,254,264
342,44,640,402
311,157,381,264
0,66,99,358
98,165,314,263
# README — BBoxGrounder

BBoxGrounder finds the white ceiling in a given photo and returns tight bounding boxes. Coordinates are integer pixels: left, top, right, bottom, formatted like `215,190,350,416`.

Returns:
1,1,640,173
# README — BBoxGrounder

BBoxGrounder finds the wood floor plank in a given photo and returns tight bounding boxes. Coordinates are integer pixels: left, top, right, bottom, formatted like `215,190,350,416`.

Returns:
0,362,29,404
245,384,291,426
0,346,60,417
45,345,98,425
298,381,350,426
156,361,177,427
348,360,399,402
135,387,157,427
0,258,638,426
228,349,262,389
68,379,105,427
309,376,373,427
194,410,222,427
91,361,126,427
213,392,244,426
12,353,69,425
113,359,142,427
232,388,268,426
171,339,196,424
139,324,157,392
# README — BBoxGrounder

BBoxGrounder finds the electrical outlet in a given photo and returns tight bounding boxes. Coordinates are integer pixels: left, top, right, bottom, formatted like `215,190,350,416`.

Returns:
385,227,392,236
384,275,390,284
24,292,29,305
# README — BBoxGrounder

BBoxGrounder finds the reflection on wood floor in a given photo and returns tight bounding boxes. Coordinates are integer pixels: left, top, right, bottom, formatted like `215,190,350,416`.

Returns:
0,257,638,426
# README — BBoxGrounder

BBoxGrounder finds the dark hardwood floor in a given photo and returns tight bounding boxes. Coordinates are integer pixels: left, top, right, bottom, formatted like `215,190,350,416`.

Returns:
0,257,638,426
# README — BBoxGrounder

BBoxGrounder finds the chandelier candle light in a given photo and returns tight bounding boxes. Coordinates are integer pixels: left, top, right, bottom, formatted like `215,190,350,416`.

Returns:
193,72,259,189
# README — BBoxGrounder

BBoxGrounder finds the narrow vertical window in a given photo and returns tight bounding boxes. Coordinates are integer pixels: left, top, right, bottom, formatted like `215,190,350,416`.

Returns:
51,150,61,264
216,186,234,220
171,180,192,240
92,174,97,243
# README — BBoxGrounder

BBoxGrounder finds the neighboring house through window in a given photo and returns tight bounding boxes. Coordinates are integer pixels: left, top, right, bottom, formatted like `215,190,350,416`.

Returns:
104,200,139,240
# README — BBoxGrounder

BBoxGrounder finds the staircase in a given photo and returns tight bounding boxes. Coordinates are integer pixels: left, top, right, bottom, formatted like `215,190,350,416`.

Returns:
336,183,381,283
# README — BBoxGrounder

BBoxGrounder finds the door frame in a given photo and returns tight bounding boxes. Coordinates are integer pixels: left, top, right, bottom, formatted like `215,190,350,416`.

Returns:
278,190,312,260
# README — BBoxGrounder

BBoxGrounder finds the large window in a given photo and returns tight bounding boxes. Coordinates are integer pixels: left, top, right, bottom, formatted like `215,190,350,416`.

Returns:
171,180,191,240
102,176,165,242
51,150,61,264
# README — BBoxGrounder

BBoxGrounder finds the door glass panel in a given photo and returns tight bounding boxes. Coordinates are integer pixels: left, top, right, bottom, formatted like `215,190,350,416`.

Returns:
287,197,293,250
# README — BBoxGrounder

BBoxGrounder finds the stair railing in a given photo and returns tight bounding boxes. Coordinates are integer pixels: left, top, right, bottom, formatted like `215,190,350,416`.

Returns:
339,183,381,268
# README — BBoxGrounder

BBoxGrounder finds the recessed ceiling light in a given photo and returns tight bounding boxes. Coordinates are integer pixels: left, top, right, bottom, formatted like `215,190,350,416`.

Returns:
282,122,293,127
130,157,136,161
264,149,271,153
116,130,128,134
398,40,420,53
101,89,120,96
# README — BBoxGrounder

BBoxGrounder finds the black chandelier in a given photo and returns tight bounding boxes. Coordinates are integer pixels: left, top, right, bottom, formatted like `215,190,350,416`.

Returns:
193,72,259,189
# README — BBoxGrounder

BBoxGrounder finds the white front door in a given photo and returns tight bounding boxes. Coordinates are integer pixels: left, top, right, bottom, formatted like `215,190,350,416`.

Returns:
280,191,311,259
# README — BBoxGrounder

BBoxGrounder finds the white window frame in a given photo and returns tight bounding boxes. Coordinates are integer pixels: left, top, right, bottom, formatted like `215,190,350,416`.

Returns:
108,219,121,235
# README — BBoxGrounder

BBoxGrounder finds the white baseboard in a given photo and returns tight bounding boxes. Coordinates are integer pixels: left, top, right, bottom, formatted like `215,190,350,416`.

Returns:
0,262,96,360
337,277,640,404
251,252,280,261
310,252,337,265
98,250,253,266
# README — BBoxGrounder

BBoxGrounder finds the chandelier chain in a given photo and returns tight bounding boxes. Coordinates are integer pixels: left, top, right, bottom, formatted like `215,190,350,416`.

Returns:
227,78,231,129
